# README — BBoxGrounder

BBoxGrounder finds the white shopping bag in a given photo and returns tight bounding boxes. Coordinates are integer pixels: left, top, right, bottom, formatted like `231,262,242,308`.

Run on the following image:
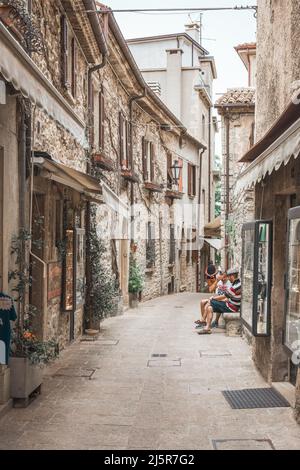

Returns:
0,340,5,364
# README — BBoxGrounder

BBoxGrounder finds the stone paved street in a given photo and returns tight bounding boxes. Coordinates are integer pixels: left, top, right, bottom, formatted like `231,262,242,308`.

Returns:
0,293,300,450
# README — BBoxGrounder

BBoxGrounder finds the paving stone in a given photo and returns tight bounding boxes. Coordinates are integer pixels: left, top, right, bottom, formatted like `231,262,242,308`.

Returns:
0,293,299,449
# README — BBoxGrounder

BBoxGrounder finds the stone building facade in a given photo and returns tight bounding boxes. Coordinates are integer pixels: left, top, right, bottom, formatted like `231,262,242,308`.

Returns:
91,10,205,306
216,44,256,270
0,2,207,412
236,0,300,421
0,0,107,351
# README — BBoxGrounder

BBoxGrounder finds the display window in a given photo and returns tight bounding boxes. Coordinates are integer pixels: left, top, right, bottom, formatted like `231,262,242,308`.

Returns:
284,207,300,355
241,220,273,336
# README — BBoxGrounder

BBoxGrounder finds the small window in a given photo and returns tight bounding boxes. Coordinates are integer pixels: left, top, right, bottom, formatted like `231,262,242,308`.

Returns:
61,15,77,97
202,114,206,141
142,139,155,182
119,113,131,168
146,222,155,268
169,224,176,264
99,87,105,150
188,164,196,197
167,152,173,189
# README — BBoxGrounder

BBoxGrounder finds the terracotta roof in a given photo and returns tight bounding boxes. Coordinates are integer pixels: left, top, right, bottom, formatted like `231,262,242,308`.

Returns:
215,88,255,107
235,42,256,51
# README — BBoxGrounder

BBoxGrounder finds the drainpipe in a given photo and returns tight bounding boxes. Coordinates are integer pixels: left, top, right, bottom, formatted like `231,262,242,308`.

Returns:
225,112,230,270
128,88,147,243
198,147,205,291
85,55,106,326
208,106,212,222
86,54,107,328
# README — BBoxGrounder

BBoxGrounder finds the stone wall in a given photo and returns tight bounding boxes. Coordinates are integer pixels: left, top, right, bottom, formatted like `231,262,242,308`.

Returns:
256,0,300,140
219,111,255,269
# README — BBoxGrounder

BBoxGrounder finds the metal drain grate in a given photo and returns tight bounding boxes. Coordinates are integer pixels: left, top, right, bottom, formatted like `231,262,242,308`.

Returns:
151,354,168,357
212,439,275,450
222,387,291,409
174,306,184,309
54,368,95,378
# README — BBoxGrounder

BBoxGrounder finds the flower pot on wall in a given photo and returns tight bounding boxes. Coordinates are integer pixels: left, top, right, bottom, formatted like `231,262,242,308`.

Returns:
9,357,43,402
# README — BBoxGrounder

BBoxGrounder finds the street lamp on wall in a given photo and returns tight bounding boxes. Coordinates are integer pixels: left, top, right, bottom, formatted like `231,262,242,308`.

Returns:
171,159,182,185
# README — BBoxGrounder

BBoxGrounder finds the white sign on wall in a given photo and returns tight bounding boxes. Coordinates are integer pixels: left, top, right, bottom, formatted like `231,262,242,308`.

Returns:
0,80,6,105
0,340,5,364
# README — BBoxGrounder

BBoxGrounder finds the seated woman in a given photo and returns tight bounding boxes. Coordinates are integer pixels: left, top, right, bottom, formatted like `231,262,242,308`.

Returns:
198,268,241,335
195,271,231,328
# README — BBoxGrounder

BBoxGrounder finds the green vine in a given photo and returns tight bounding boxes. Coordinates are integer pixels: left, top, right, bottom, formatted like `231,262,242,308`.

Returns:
86,205,119,327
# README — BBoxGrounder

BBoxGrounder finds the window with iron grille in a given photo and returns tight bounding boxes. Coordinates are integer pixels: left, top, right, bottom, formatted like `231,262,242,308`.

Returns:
146,222,156,268
169,224,176,264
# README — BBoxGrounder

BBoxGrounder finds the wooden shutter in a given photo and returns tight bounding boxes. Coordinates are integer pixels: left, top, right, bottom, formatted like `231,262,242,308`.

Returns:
192,166,196,196
119,112,125,166
99,87,105,149
167,153,173,188
178,158,183,192
61,15,68,87
142,137,148,181
188,164,192,196
126,120,131,168
71,37,76,97
90,83,94,146
150,142,155,182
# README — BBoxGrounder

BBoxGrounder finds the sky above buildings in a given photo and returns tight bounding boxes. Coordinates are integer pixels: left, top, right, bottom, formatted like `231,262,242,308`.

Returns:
104,0,257,154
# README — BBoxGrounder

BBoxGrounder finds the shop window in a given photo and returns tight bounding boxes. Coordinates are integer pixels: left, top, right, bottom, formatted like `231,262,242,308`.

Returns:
241,220,272,336
284,207,300,355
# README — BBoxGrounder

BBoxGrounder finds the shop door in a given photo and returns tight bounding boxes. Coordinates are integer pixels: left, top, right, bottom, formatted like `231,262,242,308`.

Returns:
0,148,3,291
284,204,300,386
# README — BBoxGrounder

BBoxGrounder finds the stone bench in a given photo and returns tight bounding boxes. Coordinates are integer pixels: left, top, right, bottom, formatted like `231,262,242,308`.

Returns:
222,312,242,337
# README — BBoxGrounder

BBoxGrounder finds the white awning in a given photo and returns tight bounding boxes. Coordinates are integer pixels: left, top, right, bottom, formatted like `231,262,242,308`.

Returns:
0,23,88,148
203,238,222,251
101,181,129,219
235,117,300,195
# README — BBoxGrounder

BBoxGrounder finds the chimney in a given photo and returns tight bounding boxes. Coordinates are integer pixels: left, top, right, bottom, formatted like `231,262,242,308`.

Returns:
185,22,200,43
166,49,183,119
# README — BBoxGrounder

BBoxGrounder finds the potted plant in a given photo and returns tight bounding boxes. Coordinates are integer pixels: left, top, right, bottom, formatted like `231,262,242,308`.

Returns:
9,326,58,404
128,259,143,308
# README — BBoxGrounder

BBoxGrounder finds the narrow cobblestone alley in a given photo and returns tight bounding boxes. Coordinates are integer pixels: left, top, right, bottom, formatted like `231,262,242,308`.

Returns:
1,294,300,450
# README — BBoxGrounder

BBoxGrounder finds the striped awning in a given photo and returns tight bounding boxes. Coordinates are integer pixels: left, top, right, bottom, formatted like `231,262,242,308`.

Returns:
235,117,300,195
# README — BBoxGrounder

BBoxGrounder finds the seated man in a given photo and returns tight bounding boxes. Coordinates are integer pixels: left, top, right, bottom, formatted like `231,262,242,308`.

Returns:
198,268,241,335
195,271,230,328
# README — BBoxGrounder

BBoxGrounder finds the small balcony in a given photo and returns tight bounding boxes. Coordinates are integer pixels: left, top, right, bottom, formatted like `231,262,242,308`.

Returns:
144,181,164,193
0,0,43,53
121,168,139,183
92,151,115,172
